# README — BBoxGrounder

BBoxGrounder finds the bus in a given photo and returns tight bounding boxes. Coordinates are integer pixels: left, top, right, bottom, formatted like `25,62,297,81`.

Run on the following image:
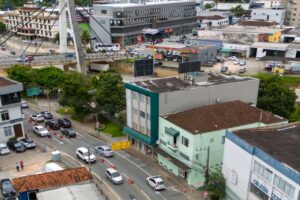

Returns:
94,43,120,52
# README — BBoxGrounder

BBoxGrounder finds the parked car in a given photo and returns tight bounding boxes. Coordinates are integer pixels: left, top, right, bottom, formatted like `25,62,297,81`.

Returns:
57,118,71,128
216,56,225,62
105,168,123,184
0,179,16,198
40,111,53,119
45,120,59,130
10,51,16,55
76,147,96,163
6,141,26,153
239,60,246,66
146,176,166,191
228,56,238,61
65,53,75,58
1,46,6,51
233,60,240,65
0,143,10,155
17,56,27,62
19,138,36,149
60,128,76,138
220,66,228,73
30,114,44,122
239,67,246,73
20,101,29,109
32,125,49,137
94,146,113,158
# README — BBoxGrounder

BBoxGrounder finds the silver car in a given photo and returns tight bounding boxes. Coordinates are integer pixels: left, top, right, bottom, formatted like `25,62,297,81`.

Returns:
105,168,123,184
94,145,114,157
33,126,49,137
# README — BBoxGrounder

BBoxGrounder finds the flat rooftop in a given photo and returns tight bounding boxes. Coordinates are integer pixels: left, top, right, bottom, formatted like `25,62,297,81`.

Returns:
163,100,285,134
132,73,253,93
234,123,300,172
212,25,285,34
98,1,194,8
0,77,18,87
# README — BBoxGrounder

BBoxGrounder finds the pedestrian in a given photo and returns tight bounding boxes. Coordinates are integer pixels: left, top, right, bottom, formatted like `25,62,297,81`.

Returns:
16,162,20,172
20,160,24,170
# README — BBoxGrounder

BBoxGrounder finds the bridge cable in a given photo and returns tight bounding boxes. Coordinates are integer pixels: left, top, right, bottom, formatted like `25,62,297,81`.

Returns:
0,4,55,47
21,0,60,56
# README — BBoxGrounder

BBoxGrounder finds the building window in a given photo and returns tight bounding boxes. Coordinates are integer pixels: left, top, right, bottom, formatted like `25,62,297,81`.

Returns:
253,161,272,182
273,175,295,198
101,10,107,14
140,111,145,118
139,94,145,103
132,108,138,115
1,92,21,105
4,126,12,137
250,183,268,200
146,97,150,105
133,92,138,100
182,136,189,147
1,111,9,121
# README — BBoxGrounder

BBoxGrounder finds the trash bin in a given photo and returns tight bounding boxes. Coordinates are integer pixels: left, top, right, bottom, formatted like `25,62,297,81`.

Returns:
51,150,61,162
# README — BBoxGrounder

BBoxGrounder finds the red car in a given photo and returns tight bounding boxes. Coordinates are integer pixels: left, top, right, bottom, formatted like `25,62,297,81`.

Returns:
27,55,34,62
1,46,6,51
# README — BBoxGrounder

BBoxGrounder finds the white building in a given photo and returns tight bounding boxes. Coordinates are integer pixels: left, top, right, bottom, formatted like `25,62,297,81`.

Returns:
0,77,25,143
197,15,229,28
222,123,300,200
251,8,286,25
256,0,286,9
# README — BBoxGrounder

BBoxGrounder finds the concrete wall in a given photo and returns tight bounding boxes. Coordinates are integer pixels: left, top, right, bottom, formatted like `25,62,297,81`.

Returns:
251,9,285,25
90,16,112,45
158,78,259,115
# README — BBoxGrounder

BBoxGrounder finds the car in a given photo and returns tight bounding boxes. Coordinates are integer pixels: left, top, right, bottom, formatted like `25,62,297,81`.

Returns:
26,55,34,62
45,120,59,130
32,125,49,137
220,66,228,73
0,179,16,198
30,114,44,122
228,56,238,61
20,101,29,109
105,168,123,184
233,60,240,65
216,56,225,62
239,67,246,73
40,111,53,119
146,176,166,191
65,53,75,58
94,145,113,157
76,147,96,163
6,141,26,153
0,143,10,155
10,51,16,55
57,118,72,128
60,128,76,138
19,138,36,149
17,56,27,62
1,46,6,51
239,60,246,66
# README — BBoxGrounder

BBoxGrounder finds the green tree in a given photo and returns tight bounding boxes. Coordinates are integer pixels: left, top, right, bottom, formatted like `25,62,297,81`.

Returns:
93,69,125,115
0,22,6,34
80,29,90,47
7,65,35,87
229,5,246,16
207,167,226,200
257,74,296,119
204,3,215,10
35,66,65,91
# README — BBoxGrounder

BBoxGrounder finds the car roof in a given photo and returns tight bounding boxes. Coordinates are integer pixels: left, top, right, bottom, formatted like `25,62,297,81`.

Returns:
0,143,7,147
106,168,118,173
34,125,45,129
77,147,88,152
101,146,111,150
151,176,163,182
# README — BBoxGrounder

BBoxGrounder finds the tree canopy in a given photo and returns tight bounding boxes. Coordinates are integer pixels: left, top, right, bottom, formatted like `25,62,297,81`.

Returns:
229,5,246,16
256,74,296,119
204,3,215,10
207,167,226,200
0,22,6,34
80,29,90,47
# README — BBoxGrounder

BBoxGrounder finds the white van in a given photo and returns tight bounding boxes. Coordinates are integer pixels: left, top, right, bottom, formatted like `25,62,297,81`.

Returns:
0,143,10,155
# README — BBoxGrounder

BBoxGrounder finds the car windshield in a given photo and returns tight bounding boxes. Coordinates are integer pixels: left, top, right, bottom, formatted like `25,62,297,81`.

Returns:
111,172,120,178
24,139,33,143
2,181,13,190
39,128,47,132
104,148,111,152
0,146,7,149
14,143,22,148
157,181,164,185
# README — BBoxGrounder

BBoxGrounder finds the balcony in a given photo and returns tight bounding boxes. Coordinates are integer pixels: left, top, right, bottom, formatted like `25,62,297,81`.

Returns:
167,143,178,151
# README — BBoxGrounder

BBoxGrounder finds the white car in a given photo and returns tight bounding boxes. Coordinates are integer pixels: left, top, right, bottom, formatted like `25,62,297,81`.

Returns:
30,114,44,122
146,176,166,191
105,168,123,184
32,125,49,137
76,147,96,163
94,145,114,157
228,56,238,61
0,143,10,155
233,60,240,65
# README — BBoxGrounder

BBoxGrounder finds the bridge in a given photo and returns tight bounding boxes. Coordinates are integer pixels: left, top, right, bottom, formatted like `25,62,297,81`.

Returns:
0,52,134,68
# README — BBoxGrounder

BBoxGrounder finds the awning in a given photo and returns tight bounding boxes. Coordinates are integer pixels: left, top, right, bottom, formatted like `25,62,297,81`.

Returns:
155,148,190,171
165,127,179,137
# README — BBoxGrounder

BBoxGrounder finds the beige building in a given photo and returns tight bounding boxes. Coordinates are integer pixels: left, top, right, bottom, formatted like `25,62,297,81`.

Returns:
286,0,300,27
5,1,59,40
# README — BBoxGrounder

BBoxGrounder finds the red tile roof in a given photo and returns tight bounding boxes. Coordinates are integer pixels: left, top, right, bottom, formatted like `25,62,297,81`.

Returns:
163,100,286,134
239,20,277,27
198,15,225,20
0,77,17,87
12,167,92,192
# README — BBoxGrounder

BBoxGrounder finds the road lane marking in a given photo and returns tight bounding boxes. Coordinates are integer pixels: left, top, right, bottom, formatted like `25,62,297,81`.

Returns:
138,164,147,167
80,140,91,147
140,189,151,200
52,137,64,144
76,132,85,138
114,151,151,176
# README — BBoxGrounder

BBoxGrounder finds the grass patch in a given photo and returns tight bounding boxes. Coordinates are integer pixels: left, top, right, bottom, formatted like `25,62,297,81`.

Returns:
253,73,300,87
56,107,75,115
79,23,90,34
289,106,300,122
101,122,124,137
116,58,135,63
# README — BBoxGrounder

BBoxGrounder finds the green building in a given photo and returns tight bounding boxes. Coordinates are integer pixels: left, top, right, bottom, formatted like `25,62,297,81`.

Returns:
157,100,287,188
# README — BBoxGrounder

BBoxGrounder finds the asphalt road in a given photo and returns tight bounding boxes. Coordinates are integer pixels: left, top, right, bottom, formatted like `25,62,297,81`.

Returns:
22,108,189,200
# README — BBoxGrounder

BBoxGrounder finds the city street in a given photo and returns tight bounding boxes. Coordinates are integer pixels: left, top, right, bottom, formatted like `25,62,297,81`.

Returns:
22,107,190,200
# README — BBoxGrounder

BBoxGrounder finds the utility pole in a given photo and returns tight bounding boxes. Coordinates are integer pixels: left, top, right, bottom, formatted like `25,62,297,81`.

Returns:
59,0,67,53
204,146,210,189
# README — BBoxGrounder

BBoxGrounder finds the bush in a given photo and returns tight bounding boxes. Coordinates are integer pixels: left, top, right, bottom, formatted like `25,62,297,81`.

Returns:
9,137,17,141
